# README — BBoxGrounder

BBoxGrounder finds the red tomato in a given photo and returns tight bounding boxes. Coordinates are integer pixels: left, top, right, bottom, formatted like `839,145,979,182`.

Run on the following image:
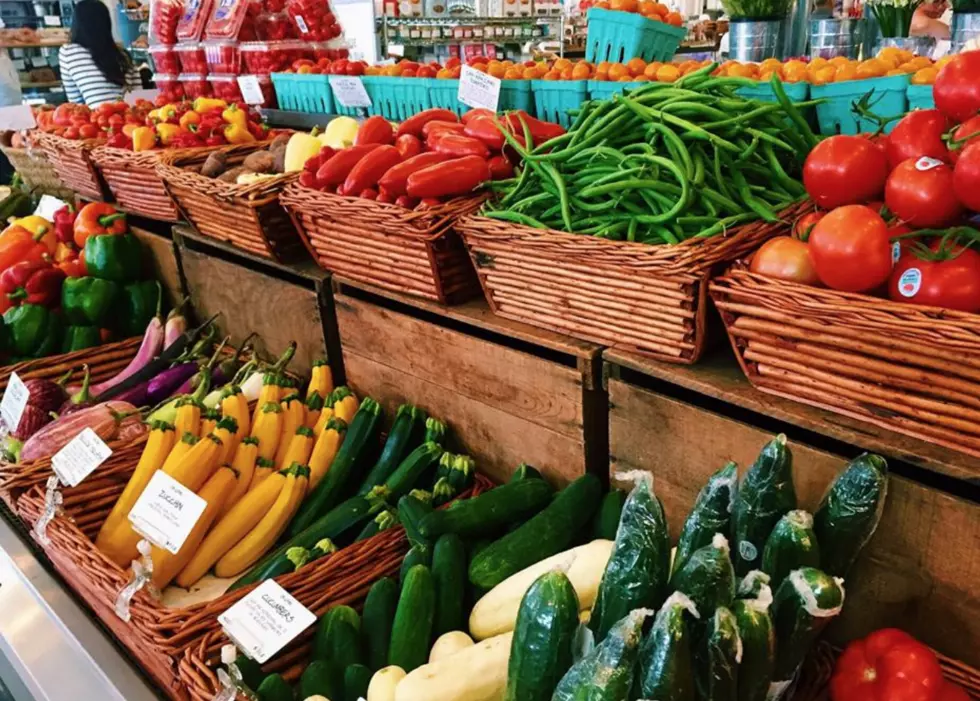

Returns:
749,236,820,286
939,683,972,701
808,205,892,292
832,629,944,701
792,211,824,240
953,142,980,212
933,51,980,123
885,157,965,228
948,115,980,163
803,135,890,209
889,243,980,312
885,109,949,169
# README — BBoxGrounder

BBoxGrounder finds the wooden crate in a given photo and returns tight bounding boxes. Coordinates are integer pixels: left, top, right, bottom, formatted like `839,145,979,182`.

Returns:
607,366,980,668
333,279,607,485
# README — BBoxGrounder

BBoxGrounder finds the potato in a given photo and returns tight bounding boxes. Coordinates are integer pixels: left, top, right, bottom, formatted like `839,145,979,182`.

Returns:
242,150,275,173
216,165,248,183
201,151,227,178
271,146,287,174
269,132,290,151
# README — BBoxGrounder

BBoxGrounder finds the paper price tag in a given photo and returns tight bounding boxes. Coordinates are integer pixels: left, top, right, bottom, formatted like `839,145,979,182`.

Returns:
128,471,207,554
51,428,112,488
0,105,36,132
0,372,29,432
33,194,69,222
329,76,372,108
458,65,501,111
237,76,265,106
218,581,317,663
125,88,160,105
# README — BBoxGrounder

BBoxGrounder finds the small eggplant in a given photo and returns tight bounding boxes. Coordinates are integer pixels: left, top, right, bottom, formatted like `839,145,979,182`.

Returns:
22,370,71,414
11,404,54,441
86,313,165,398
145,362,199,405
112,379,152,408
164,300,188,349
59,365,93,416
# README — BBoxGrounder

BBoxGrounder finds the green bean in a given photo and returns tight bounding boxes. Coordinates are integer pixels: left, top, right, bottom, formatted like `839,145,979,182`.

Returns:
658,101,729,120
731,169,779,223
536,161,572,231
510,192,553,212
644,122,694,181
770,74,819,152
627,218,639,242
764,143,806,198
701,186,743,214
482,210,549,228
743,127,797,153
691,212,757,238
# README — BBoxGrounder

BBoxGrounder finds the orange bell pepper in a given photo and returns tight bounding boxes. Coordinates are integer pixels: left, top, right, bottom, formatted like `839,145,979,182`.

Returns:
179,110,201,130
56,250,86,278
0,226,53,272
132,126,156,152
73,203,127,248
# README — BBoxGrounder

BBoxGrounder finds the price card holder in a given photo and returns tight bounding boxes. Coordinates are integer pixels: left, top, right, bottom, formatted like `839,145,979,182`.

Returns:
128,471,208,555
0,372,29,435
237,76,265,106
0,105,36,132
218,580,317,664
33,194,69,222
329,76,372,109
458,65,501,111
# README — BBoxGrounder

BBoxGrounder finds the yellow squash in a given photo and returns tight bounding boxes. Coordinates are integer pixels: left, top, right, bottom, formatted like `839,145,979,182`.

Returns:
306,359,334,401
174,398,202,438
308,416,347,490
159,432,199,475
219,387,249,454
251,376,282,427
163,433,224,493
212,416,240,466
332,387,359,424
222,437,259,516
274,394,305,468
277,426,315,471
304,391,325,431
312,403,335,438
248,457,277,492
199,409,219,438
250,401,283,462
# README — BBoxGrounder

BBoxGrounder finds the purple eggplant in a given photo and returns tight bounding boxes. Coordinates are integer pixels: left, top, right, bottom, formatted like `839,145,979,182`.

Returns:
112,379,153,408
145,362,200,405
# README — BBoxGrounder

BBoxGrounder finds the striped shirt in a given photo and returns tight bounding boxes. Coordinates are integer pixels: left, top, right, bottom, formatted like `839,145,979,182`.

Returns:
58,43,141,107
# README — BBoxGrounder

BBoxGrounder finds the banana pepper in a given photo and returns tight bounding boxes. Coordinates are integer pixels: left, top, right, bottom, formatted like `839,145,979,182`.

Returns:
132,126,156,152
179,110,201,130
11,215,52,238
155,122,183,147
221,104,248,129
224,123,256,145
192,97,227,114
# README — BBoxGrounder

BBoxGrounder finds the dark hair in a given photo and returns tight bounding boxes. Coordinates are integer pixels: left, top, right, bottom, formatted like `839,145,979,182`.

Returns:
71,0,131,87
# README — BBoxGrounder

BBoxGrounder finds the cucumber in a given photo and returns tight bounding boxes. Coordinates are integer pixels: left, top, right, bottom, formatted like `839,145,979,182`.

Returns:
363,577,398,672
232,654,263,692
467,538,494,607
312,605,361,662
432,534,467,637
762,510,821,592
384,442,444,503
737,570,772,600
419,478,554,540
398,494,433,548
290,398,384,536
590,472,670,643
733,597,775,701
731,435,797,576
636,591,699,701
670,533,736,619
510,463,543,482
813,453,888,577
552,608,648,701
469,474,602,590
344,663,372,701
389,564,436,673
424,417,446,444
256,673,292,701
771,567,845,682
355,507,397,542
590,489,626,541
330,620,364,670
357,404,427,495
299,660,343,701
505,571,580,701
672,462,738,579
400,544,432,583
696,607,741,701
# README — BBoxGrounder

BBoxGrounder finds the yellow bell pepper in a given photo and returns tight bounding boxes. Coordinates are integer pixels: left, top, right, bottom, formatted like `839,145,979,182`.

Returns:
222,104,248,129
11,215,51,237
149,104,178,123
224,122,256,145
192,97,227,113
284,131,323,172
122,123,138,137
179,110,201,130
155,122,183,146
132,126,157,152
319,116,359,149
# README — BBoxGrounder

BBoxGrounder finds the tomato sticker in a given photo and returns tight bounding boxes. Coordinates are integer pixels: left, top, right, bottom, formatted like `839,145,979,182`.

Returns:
892,241,901,265
898,268,922,297
294,14,309,33
915,156,944,171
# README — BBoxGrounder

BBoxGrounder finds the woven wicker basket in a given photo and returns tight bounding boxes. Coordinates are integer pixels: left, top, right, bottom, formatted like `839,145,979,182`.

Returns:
34,132,106,201
0,135,74,198
710,268,980,458
158,145,304,261
279,183,485,304
456,202,809,364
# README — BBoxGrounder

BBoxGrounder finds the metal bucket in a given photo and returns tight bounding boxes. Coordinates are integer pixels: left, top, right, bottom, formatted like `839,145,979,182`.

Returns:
809,18,865,58
782,0,811,57
952,12,980,53
728,19,784,61
875,35,937,56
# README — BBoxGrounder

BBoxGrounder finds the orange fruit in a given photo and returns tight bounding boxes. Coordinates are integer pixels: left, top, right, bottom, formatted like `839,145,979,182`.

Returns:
535,63,549,77
643,61,663,79
487,62,506,78
553,57,572,71
810,65,836,85
855,58,886,79
501,59,514,68
609,0,638,10
728,62,755,78
635,75,650,81
886,68,907,76
664,10,683,25
542,69,561,80
561,66,574,79
651,1,668,14
835,62,858,82
637,0,658,15
829,56,850,67
522,66,538,79
607,62,630,80
911,66,938,85
627,57,647,76
471,62,488,73
935,55,954,70
593,0,610,7
596,60,612,73
647,12,663,21
656,64,681,82
808,56,828,70
503,67,523,79
908,56,933,69
782,61,807,82
436,68,453,79
571,62,592,79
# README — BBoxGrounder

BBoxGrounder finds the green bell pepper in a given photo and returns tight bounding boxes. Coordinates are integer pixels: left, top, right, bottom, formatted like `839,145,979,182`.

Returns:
3,304,62,358
83,233,143,283
62,277,119,326
113,280,161,338
61,325,102,353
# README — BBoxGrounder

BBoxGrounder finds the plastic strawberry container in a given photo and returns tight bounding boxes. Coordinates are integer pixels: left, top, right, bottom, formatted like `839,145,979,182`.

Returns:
239,39,310,73
285,0,341,41
179,73,213,98
203,39,240,74
175,42,209,73
149,0,182,44
205,0,249,38
256,11,295,39
312,40,348,60
148,45,180,73
154,73,186,100
208,73,243,101
176,0,213,40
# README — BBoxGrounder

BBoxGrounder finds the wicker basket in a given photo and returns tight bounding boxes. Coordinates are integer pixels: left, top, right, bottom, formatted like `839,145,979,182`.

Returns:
158,145,304,261
34,132,106,201
456,202,808,364
0,134,74,198
710,268,980,458
279,183,485,304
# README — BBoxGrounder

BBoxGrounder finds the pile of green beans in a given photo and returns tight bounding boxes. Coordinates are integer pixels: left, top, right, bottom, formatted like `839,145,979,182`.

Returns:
484,67,819,244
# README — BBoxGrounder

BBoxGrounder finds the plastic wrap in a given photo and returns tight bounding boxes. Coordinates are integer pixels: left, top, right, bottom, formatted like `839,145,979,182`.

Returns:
256,11,295,39
771,567,845,683
208,73,243,102
696,607,742,700
203,40,240,74
154,73,186,101
148,45,181,74
240,40,310,73
737,570,772,601
149,0,183,44
285,0,341,41
635,591,699,700
733,584,775,701
176,0,213,41
672,461,737,580
761,510,820,592
179,73,212,98
175,42,208,73
670,532,736,621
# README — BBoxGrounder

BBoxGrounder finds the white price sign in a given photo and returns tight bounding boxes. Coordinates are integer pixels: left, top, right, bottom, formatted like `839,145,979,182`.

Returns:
0,372,29,432
52,428,112,488
329,76,372,108
33,194,69,222
218,580,317,663
128,471,207,554
0,105,36,132
458,65,501,112
237,76,265,106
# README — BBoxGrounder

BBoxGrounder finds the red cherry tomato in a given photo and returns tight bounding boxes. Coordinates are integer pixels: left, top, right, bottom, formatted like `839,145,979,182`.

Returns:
832,629,945,701
808,205,892,292
803,135,890,209
933,51,980,123
885,109,949,169
749,236,820,286
885,157,965,228
953,142,980,213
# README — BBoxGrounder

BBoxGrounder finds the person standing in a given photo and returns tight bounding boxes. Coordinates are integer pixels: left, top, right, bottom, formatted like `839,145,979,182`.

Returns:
58,0,140,107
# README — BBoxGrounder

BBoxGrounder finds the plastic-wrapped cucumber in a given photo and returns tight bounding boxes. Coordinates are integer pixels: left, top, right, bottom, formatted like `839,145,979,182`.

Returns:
737,570,771,600
636,592,699,701
731,435,797,575
733,584,774,701
672,462,738,580
695,607,741,701
670,533,736,619
771,568,845,683
813,453,888,577
589,471,671,643
762,510,820,592
551,608,649,701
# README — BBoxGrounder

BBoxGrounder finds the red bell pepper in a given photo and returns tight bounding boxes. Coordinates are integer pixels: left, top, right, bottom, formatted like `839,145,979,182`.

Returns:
1,260,65,307
461,108,495,125
406,155,491,199
106,130,130,149
73,203,126,249
464,116,507,152
378,152,452,197
395,108,459,138
0,226,52,272
488,154,514,180
422,120,466,140
342,145,402,196
395,134,423,159
430,133,490,159
831,629,945,701
316,144,382,187
299,171,317,188
355,115,395,146
53,205,76,245
377,189,396,204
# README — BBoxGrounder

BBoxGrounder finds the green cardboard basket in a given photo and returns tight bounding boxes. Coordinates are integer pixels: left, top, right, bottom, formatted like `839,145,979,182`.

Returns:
810,74,910,135
906,84,935,111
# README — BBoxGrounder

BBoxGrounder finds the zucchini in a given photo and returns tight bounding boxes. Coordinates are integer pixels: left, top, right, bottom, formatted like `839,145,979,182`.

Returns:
737,570,772,600
383,442,444,503
670,533,736,619
232,654,264,692
696,607,741,701
733,597,775,701
256,673,292,701
762,510,821,591
358,404,427,495
551,608,648,701
590,472,670,643
672,462,738,579
290,397,384,536
813,453,888,577
398,494,433,548
431,534,467,637
419,478,554,540
446,455,475,493
313,605,361,662
591,489,626,541
505,571,580,701
424,417,446,445
510,463,543,482
389,564,435,674
635,591,698,701
431,477,455,507
399,544,432,583
468,474,602,590
731,435,797,576
299,660,343,701
344,663,373,701
363,577,399,672
771,567,845,682
356,507,398,542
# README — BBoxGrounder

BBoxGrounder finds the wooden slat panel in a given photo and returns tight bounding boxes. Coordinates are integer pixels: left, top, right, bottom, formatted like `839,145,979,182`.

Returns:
131,227,183,309
608,377,980,667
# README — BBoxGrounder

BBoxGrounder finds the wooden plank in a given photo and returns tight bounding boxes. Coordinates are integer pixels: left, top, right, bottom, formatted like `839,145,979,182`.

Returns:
131,226,183,309
605,347,980,484
608,377,980,667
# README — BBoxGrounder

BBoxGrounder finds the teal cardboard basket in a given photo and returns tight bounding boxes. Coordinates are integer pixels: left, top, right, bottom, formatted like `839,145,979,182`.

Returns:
588,79,645,101
364,76,431,120
500,80,533,112
428,79,467,116
810,74,910,135
907,84,935,111
271,73,335,114
585,8,687,64
736,80,809,103
426,78,533,116
532,80,588,128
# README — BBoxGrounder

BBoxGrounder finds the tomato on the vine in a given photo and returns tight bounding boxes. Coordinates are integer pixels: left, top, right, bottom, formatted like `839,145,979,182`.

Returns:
831,629,945,701
939,683,972,701
885,157,964,228
803,135,890,209
953,142,980,213
885,109,949,169
749,236,820,286
889,240,980,312
933,51,980,123
808,205,893,292
792,211,824,240
949,115,980,163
